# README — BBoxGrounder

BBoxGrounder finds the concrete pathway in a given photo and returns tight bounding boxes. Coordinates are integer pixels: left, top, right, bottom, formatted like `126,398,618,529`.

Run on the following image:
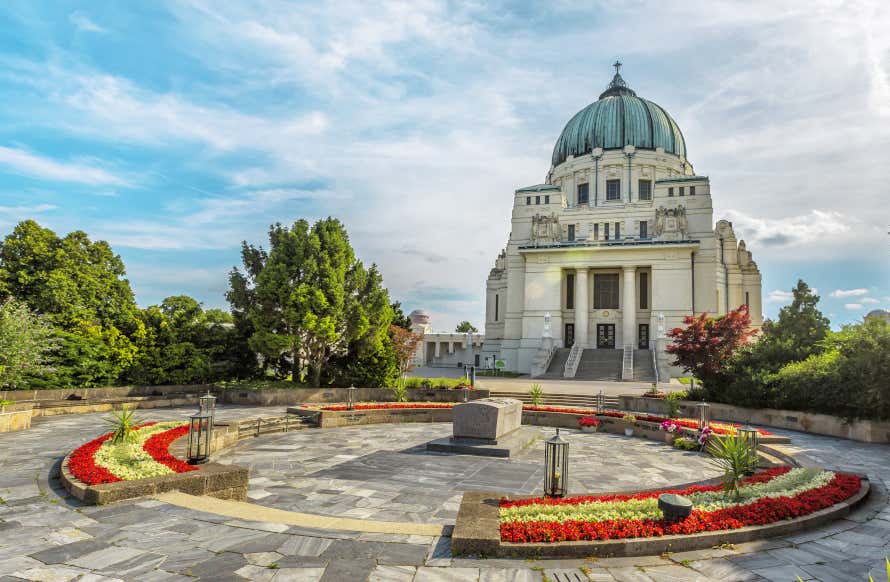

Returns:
0,405,888,581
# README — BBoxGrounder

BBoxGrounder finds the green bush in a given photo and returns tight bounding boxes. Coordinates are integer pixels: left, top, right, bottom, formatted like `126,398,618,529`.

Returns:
403,377,466,389
528,383,544,407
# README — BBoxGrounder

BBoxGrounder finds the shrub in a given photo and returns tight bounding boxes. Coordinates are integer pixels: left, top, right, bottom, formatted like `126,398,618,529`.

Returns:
621,413,636,425
578,416,600,428
673,437,699,451
390,383,408,403
665,391,685,418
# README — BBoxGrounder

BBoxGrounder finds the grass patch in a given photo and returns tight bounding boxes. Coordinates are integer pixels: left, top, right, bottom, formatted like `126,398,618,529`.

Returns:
403,377,468,389
677,377,692,385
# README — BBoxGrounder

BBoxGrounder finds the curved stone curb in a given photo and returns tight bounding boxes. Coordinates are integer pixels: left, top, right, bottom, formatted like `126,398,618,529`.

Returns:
153,490,448,536
452,477,871,558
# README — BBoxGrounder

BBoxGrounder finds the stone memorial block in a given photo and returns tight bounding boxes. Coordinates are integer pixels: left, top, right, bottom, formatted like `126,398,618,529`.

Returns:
453,397,522,443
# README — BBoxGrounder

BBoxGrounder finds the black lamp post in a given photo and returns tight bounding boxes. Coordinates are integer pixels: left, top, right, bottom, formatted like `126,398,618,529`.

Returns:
347,385,357,410
187,411,213,465
696,401,711,432
544,429,570,498
738,424,759,472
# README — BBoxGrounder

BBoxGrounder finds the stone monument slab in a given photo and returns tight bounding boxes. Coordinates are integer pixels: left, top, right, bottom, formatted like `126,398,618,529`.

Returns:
452,397,522,443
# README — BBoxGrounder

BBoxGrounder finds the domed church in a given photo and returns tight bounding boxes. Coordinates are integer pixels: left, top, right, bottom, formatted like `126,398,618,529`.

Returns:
481,64,763,380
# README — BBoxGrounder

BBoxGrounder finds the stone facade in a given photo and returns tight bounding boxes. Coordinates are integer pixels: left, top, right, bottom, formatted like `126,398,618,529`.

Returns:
483,70,762,375
408,309,485,368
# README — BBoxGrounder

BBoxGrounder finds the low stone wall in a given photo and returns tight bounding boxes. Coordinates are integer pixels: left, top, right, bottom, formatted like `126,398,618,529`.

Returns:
452,479,870,558
290,406,455,428
620,395,890,444
0,403,33,433
0,384,214,403
219,386,488,406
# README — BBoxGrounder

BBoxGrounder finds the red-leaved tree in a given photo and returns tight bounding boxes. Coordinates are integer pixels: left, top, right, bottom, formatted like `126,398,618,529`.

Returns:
666,305,754,386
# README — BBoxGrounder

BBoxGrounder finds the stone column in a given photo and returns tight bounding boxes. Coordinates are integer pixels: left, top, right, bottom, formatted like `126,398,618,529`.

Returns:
434,341,441,359
574,267,589,347
622,266,636,348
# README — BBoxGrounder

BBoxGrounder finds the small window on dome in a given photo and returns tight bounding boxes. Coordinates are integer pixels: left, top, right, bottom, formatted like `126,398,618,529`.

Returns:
545,195,550,204
638,180,652,201
526,196,531,205
604,223,610,240
577,183,589,205
690,186,696,196
536,195,541,204
668,187,674,197
606,179,621,201
679,187,685,196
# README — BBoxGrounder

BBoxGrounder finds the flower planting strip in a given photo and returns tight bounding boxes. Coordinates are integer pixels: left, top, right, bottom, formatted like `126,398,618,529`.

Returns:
61,423,246,505
452,474,870,558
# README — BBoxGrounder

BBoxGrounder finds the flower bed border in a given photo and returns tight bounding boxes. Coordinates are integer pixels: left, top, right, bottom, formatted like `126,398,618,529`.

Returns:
60,423,247,505
451,475,870,558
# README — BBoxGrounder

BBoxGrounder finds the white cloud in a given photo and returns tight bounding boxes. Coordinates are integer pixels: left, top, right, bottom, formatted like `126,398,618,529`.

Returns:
845,303,864,310
766,289,793,302
830,288,870,298
0,146,128,186
861,297,881,304
69,11,105,33
0,203,56,214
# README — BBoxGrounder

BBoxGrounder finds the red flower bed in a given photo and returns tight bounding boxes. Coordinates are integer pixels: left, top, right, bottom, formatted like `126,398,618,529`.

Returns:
67,432,122,485
523,405,772,436
322,403,455,411
142,424,197,473
501,467,790,509
499,471,861,543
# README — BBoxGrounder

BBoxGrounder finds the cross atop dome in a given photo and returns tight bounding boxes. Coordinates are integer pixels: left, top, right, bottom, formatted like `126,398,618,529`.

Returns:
613,59,622,74
600,59,635,99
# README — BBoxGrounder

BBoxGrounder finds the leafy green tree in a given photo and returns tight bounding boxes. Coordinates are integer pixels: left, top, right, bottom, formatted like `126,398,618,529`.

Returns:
0,220,139,331
228,218,394,387
707,280,830,406
455,321,478,333
0,298,56,388
390,301,412,330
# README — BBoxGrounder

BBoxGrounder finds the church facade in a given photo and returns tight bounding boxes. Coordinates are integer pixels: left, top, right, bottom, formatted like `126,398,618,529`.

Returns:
482,66,763,379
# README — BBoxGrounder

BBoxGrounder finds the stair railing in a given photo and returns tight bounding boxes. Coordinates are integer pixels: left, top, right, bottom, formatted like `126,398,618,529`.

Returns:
621,344,634,380
652,347,659,384
563,344,583,378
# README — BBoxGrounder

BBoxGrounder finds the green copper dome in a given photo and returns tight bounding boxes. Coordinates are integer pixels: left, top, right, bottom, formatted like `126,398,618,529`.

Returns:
551,67,686,167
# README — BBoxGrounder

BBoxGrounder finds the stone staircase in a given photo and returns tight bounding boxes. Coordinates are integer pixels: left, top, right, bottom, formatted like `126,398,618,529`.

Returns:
633,349,657,382
535,348,571,378
574,349,623,381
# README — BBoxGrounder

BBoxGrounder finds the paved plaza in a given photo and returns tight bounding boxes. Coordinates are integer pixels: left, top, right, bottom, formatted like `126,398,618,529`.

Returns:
0,405,889,581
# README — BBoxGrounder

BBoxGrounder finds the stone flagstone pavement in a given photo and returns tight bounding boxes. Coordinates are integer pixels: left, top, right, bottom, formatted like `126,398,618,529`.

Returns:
0,405,888,581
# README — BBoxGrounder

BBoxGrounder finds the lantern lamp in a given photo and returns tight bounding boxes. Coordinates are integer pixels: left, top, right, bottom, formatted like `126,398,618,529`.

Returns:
696,401,711,432
462,386,469,402
187,411,213,465
198,390,216,417
347,385,357,411
544,428,570,498
738,424,760,472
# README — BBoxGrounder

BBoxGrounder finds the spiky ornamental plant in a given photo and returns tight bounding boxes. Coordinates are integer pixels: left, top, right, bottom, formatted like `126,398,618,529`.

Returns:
103,406,143,444
528,384,544,407
706,432,759,499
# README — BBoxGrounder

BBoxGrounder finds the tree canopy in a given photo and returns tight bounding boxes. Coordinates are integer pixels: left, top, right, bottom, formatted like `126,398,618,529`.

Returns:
0,298,56,389
455,321,478,333
228,218,394,387
666,305,753,386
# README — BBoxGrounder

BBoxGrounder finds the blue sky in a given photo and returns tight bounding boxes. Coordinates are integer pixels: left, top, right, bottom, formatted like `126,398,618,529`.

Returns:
0,1,888,331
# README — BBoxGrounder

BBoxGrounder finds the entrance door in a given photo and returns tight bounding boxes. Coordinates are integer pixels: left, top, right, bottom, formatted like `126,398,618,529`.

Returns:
564,323,575,348
638,324,649,349
596,324,615,349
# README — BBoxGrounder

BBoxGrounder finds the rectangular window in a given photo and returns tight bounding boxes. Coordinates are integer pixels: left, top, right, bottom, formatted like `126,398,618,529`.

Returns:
535,195,541,204
615,222,621,239
526,196,531,205
639,220,648,239
606,179,621,201
745,291,750,309
577,183,589,205
638,180,652,201
545,195,550,204
594,274,619,309
604,223,610,240
495,294,499,321
690,186,696,196
679,186,685,196
640,272,649,309
593,223,599,240
668,187,674,197
566,273,575,309
567,224,575,241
